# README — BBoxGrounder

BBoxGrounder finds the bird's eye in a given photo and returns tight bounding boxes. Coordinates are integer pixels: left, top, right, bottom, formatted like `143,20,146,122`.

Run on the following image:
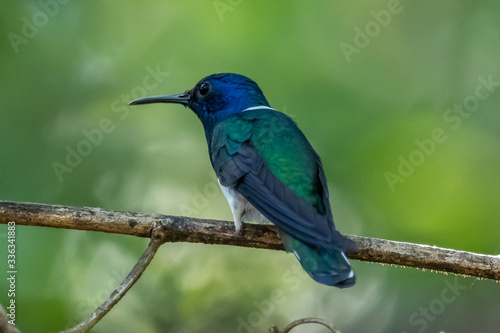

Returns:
199,83,210,96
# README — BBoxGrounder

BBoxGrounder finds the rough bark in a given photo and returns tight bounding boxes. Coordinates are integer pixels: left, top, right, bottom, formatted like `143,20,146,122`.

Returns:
1,201,499,281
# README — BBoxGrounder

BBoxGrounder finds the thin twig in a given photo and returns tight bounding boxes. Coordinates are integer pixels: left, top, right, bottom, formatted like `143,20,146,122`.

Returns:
1,201,499,280
59,227,166,333
269,317,340,333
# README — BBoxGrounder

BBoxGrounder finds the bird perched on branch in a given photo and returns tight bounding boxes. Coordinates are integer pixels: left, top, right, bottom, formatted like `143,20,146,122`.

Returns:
130,73,356,288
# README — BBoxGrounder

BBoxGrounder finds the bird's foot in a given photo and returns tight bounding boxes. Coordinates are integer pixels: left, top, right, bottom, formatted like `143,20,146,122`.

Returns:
234,222,245,235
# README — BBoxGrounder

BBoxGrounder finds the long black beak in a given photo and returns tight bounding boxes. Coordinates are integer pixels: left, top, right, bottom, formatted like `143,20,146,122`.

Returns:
129,93,190,106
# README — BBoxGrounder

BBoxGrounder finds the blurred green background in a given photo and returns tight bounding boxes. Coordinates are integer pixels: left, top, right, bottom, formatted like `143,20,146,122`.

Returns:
1,1,499,332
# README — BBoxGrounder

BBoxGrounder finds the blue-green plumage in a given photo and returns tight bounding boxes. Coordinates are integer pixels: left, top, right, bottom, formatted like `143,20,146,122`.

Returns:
130,73,356,288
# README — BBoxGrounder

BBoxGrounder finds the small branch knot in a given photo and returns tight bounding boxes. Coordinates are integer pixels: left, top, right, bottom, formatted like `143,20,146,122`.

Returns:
151,225,167,244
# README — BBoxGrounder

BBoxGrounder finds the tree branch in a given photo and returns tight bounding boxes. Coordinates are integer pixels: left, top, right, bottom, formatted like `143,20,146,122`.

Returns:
1,201,499,281
59,228,165,333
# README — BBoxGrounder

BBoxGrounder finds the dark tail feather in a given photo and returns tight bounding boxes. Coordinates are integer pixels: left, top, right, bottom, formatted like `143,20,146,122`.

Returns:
281,233,355,288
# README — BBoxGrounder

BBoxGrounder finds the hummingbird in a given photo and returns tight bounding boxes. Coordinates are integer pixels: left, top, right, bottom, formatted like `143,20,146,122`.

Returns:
129,73,356,288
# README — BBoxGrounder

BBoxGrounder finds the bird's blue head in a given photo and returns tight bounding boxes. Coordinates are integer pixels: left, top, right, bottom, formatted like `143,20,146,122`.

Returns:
129,73,270,137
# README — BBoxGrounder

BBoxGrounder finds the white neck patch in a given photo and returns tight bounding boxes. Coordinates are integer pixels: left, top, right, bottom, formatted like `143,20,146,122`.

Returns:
241,106,276,112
